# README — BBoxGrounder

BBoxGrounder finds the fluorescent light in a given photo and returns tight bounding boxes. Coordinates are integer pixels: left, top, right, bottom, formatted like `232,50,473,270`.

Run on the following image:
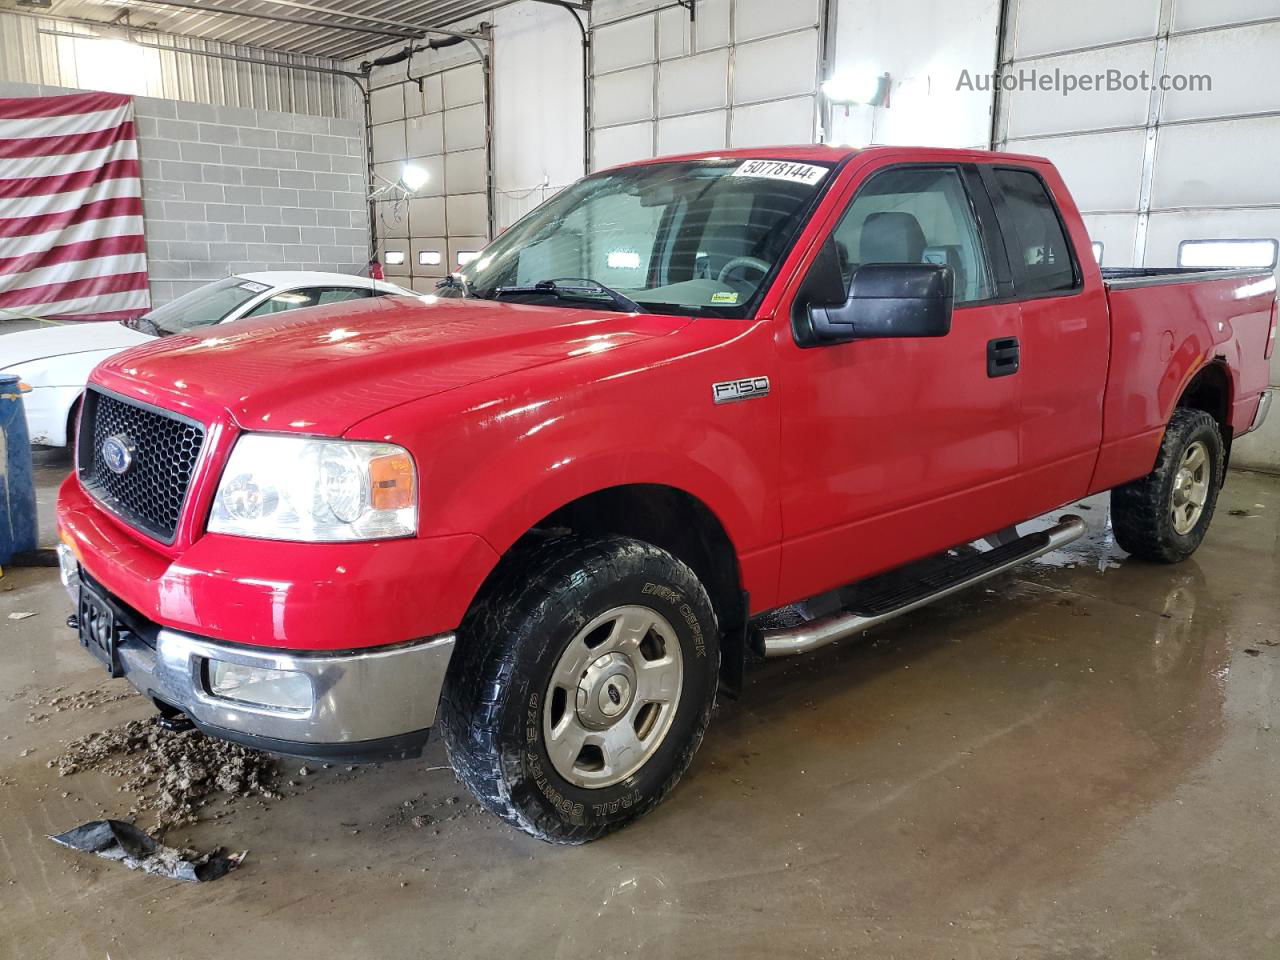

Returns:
1091,241,1104,264
457,251,480,266
385,251,405,265
419,250,442,266
607,251,641,269
1178,239,1278,269
401,163,429,192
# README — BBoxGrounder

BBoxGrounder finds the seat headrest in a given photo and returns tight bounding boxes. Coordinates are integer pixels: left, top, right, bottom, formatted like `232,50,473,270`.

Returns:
860,212,927,264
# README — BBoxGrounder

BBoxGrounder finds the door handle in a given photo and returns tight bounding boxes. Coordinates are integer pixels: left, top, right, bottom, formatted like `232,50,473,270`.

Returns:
987,337,1020,378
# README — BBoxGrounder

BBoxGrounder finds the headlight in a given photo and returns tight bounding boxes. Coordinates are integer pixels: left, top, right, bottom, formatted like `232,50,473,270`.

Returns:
208,434,417,541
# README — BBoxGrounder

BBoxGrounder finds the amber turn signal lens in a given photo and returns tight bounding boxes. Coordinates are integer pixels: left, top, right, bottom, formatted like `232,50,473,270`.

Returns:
369,453,415,511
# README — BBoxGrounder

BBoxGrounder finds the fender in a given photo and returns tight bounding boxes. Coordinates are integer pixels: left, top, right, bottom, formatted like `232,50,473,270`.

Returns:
347,315,785,611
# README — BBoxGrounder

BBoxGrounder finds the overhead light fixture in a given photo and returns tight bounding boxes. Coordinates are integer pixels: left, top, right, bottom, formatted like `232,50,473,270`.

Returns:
822,70,892,108
400,163,429,192
385,251,405,265
369,161,430,202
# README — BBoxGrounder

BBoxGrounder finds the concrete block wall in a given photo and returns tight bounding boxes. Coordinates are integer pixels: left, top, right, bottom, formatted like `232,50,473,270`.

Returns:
1,82,370,307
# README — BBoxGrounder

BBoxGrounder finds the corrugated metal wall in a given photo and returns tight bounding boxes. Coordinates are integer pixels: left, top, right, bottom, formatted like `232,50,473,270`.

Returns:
0,11,361,119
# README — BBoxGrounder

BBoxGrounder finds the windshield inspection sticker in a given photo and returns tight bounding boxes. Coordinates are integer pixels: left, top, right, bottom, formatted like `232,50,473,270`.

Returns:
711,291,740,304
237,281,270,293
730,160,828,187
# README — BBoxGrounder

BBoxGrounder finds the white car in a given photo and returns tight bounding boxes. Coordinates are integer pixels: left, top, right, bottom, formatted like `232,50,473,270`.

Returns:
0,271,413,447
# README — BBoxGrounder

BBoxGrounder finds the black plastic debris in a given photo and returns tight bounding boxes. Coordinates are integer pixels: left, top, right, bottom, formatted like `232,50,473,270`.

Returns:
49,819,246,882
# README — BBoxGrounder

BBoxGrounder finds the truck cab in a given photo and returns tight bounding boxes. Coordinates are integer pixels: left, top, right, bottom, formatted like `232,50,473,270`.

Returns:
58,146,1277,843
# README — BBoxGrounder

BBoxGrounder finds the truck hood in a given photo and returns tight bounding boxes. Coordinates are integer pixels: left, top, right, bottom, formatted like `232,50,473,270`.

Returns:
0,321,152,371
92,295,692,435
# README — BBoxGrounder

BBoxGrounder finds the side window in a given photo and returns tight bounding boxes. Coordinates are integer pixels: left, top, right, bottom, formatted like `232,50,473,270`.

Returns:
245,289,319,317
994,168,1079,295
315,287,374,305
243,287,370,318
831,167,994,305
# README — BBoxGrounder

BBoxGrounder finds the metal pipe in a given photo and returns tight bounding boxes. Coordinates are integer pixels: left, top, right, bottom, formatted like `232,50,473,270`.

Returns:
127,34,365,78
543,0,591,176
198,0,486,40
758,516,1087,658
988,0,1014,150
126,0,426,41
34,23,363,78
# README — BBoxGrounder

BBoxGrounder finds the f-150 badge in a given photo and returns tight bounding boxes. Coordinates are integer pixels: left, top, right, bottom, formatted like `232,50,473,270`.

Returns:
713,377,770,404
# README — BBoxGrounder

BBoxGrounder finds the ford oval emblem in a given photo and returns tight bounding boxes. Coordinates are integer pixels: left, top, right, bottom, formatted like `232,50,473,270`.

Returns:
101,435,134,475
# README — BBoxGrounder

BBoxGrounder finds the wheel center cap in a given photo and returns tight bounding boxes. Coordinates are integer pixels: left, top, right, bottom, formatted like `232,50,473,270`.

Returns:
575,653,636,729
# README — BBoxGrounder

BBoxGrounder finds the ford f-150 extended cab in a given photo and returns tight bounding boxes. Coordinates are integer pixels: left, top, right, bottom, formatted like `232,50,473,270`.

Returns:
57,146,1277,843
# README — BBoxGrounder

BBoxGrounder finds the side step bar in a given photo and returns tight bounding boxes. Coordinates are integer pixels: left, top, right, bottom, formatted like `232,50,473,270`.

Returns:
758,515,1087,658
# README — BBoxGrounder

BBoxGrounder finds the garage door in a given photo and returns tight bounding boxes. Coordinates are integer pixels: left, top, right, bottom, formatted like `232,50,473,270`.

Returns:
369,60,491,291
588,0,824,170
993,0,1280,272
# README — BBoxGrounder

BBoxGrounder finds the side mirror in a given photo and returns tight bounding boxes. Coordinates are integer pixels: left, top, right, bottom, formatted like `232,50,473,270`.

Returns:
804,261,954,345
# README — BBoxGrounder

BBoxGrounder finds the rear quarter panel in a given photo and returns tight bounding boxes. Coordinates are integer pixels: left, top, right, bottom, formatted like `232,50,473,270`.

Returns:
1091,272,1276,492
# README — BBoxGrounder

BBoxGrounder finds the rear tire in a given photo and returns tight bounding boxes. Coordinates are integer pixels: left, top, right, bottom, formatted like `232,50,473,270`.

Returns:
438,535,719,844
1111,408,1224,563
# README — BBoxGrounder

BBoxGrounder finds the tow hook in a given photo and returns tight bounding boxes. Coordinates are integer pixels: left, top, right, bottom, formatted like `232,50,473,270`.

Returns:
153,701,196,733
155,714,196,733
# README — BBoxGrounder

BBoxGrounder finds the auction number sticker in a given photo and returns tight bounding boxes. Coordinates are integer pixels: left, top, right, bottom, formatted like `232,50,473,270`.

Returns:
730,160,828,186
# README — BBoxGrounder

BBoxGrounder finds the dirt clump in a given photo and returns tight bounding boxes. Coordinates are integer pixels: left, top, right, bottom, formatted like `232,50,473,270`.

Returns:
53,719,281,835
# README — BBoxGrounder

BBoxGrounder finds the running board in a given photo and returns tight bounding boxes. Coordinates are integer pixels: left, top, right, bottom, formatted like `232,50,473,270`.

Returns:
758,515,1087,658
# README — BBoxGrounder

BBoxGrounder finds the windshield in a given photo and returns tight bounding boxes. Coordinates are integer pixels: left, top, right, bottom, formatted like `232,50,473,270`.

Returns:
131,277,269,336
448,159,834,317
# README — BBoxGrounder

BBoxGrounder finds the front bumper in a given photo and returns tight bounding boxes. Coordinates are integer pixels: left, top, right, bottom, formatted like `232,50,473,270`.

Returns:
60,548,455,762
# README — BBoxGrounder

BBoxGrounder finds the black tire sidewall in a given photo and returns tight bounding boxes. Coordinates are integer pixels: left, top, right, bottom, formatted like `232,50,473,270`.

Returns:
498,550,718,833
1159,415,1224,555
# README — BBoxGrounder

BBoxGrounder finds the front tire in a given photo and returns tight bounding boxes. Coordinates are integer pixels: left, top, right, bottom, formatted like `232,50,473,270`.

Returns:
1111,408,1224,563
438,535,719,844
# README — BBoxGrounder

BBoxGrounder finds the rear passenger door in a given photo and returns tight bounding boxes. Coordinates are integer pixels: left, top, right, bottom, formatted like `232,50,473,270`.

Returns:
980,165,1110,508
775,162,1024,603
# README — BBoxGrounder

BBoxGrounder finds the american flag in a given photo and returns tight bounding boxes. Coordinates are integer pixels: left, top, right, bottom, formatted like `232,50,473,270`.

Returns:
0,91,150,323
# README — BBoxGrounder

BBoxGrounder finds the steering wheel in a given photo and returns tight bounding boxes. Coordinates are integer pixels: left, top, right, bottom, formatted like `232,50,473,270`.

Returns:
717,256,771,285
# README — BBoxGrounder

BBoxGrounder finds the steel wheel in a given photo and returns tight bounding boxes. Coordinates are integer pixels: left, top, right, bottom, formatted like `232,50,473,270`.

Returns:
1170,440,1210,535
542,605,685,789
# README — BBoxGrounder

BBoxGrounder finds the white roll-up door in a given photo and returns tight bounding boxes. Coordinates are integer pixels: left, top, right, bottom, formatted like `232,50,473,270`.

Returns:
994,0,1280,272
369,59,491,290
589,0,824,170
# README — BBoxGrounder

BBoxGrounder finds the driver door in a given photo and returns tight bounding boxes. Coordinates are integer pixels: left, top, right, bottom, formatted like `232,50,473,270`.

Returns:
774,161,1024,604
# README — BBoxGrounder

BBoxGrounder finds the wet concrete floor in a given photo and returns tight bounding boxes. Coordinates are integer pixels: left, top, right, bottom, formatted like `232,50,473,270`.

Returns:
2,452,1277,959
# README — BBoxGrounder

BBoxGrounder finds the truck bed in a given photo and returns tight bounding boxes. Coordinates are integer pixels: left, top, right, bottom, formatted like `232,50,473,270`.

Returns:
1102,266,1270,289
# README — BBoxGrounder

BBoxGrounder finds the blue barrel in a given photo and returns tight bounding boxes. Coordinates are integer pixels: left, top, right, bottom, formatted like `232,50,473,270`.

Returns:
0,374,38,565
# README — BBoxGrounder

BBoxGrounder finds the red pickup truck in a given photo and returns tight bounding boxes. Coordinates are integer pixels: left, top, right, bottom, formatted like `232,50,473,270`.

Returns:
58,146,1276,843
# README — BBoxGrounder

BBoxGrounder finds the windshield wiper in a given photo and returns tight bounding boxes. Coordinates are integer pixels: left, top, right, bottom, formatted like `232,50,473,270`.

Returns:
492,278,647,314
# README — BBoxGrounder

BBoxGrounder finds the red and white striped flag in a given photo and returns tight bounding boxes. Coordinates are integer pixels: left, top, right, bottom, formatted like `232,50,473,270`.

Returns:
0,91,150,323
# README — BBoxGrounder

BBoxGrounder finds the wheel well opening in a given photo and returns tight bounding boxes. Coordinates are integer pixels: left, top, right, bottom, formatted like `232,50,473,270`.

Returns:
1178,363,1233,461
1178,362,1230,430
531,485,744,633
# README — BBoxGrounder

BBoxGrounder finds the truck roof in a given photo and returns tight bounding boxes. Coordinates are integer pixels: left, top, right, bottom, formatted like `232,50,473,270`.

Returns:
603,144,1054,172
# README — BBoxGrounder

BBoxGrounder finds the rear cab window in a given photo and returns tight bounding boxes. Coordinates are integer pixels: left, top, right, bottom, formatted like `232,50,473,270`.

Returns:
989,167,1082,297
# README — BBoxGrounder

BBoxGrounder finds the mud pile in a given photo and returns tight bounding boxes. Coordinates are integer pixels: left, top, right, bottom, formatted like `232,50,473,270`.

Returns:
53,719,281,835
